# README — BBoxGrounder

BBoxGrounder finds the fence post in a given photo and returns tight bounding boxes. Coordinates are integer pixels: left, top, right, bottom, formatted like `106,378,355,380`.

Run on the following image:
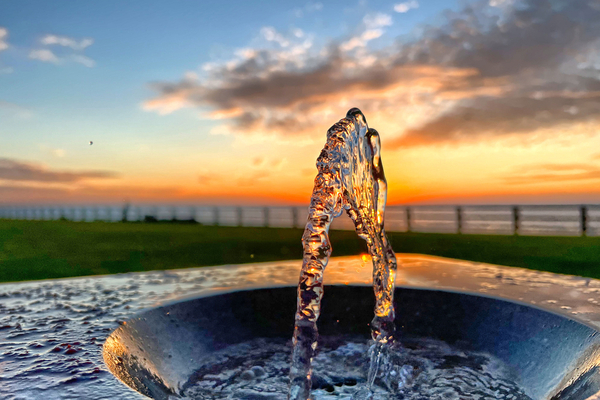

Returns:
264,207,270,228
213,206,219,226
292,207,299,229
513,206,519,235
406,207,412,232
456,206,462,234
122,204,130,222
237,207,243,227
581,205,588,237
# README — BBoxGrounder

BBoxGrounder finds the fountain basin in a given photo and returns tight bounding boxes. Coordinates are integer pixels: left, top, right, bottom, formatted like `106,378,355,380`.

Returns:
3,255,600,399
103,256,600,400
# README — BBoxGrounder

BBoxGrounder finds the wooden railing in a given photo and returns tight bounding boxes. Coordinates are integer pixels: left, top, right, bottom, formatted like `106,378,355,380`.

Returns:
0,204,598,236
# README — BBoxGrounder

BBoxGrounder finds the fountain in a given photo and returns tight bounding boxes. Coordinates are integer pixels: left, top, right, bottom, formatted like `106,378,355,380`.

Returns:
5,110,600,399
98,261,600,400
289,108,397,400
99,109,600,400
2,257,600,399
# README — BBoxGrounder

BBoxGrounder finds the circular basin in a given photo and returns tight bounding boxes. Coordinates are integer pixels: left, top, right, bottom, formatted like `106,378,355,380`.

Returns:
104,285,600,399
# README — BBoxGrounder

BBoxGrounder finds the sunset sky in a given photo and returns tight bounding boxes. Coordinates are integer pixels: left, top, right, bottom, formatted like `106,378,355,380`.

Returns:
2,0,600,206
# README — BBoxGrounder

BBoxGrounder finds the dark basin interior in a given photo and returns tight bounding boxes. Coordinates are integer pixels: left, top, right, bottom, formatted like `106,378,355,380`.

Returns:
103,286,600,399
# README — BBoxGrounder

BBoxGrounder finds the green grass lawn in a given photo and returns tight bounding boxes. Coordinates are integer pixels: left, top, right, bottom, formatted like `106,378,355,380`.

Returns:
0,219,599,283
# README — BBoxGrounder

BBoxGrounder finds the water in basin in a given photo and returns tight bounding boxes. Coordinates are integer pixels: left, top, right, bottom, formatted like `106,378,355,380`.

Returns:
183,335,531,399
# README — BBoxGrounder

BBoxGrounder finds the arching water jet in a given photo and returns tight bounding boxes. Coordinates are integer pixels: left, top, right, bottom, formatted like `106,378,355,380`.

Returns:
289,108,398,400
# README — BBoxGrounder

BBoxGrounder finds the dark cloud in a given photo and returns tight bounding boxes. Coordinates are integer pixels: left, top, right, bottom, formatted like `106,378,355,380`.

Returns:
396,0,600,77
387,0,600,146
0,158,118,183
145,47,394,116
391,90,600,146
145,0,600,146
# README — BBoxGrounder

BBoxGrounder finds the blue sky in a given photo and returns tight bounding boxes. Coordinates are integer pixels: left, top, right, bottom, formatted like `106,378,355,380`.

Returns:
2,0,600,205
0,0,455,164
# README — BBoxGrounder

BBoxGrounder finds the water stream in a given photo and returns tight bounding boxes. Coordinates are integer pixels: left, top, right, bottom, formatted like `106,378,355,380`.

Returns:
289,108,398,400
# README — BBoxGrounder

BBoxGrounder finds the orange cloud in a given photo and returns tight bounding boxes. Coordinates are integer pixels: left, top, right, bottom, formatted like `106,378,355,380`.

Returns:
143,0,600,148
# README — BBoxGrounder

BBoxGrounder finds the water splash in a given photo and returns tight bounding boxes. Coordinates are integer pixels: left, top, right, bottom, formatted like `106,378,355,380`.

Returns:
289,108,398,400
186,336,532,400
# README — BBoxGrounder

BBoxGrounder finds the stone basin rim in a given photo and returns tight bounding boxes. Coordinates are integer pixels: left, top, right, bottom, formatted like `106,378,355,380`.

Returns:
111,252,600,334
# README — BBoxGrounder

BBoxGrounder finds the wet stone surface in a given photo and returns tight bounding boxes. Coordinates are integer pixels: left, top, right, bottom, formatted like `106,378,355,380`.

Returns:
3,254,600,399
0,265,280,400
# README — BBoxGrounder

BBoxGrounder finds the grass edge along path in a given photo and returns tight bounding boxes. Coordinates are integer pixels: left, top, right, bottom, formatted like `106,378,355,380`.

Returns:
0,219,599,283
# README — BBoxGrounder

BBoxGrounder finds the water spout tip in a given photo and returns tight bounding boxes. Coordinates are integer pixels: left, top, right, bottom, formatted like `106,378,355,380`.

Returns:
346,108,367,125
